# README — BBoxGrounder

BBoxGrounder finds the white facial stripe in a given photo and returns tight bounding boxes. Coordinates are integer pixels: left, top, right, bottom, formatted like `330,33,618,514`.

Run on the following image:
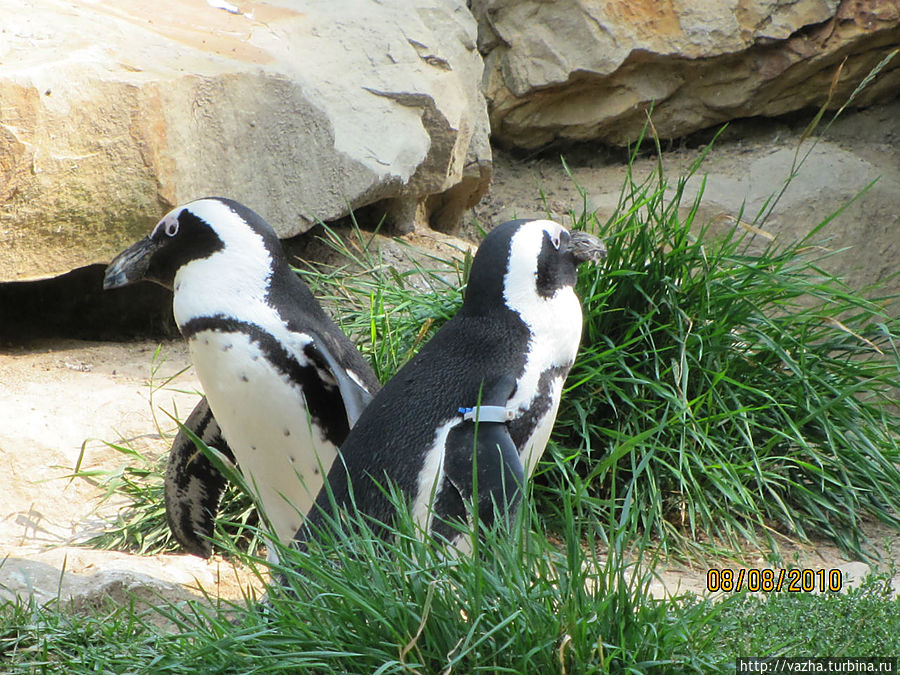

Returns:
170,199,279,332
169,200,321,366
165,199,304,325
502,219,576,317
503,219,583,381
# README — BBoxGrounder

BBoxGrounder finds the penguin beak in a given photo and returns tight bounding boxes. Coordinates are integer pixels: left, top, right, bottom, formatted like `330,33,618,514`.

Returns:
568,230,607,264
103,236,161,290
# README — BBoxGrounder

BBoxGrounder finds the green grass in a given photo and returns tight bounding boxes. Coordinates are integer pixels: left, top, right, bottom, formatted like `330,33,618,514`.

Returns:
0,491,719,674
74,440,183,554
78,115,899,563
0,597,159,673
73,439,261,557
715,568,900,657
3,495,899,673
155,494,719,674
540,138,900,560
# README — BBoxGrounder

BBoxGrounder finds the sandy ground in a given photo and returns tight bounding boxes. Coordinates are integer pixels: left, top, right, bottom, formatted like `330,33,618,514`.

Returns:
1,102,899,614
0,339,266,612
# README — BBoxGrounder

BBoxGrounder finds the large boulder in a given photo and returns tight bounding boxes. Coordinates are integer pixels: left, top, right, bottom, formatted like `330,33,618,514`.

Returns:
470,99,900,300
473,0,900,149
0,0,491,282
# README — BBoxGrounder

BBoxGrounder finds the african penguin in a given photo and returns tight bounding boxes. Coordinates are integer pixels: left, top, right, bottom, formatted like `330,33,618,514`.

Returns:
295,218,605,551
103,197,381,558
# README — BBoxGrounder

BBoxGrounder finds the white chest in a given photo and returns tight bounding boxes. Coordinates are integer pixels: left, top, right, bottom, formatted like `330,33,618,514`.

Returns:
514,373,566,478
187,330,337,545
508,287,582,475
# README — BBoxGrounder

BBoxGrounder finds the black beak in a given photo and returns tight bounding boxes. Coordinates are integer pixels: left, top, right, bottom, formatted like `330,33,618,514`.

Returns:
569,230,607,264
103,237,160,290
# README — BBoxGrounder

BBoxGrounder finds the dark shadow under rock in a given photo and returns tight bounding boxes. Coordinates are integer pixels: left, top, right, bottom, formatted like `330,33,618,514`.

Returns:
0,264,177,344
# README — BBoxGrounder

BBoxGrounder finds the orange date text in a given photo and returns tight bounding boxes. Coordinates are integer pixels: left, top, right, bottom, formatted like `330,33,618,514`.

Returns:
706,568,842,593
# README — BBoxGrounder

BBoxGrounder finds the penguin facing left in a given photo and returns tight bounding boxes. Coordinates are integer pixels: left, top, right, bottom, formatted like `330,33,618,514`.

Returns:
295,218,605,551
103,197,381,557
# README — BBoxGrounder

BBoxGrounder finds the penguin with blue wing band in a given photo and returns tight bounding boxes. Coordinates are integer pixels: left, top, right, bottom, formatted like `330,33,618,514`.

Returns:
295,219,605,552
104,198,380,559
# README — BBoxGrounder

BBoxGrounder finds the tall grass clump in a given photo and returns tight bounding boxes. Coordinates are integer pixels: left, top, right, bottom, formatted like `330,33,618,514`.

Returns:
5,492,898,672
141,490,717,674
1,490,723,673
543,132,900,558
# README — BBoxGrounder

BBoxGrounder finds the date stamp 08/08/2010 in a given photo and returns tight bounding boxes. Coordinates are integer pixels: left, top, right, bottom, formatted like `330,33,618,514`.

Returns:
707,567,844,593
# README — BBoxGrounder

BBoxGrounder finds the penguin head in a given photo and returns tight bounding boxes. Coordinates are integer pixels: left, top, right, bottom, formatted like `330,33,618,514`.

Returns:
103,197,284,292
463,219,606,317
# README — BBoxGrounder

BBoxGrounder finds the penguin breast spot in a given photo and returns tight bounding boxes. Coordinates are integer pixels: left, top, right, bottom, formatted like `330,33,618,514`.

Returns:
240,374,249,382
283,428,291,437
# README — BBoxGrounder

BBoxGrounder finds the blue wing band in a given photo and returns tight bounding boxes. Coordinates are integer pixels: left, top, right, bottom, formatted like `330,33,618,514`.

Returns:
458,405,514,423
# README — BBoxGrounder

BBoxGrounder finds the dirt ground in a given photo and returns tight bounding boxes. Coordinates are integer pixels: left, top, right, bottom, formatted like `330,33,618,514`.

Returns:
0,339,267,612
1,101,898,613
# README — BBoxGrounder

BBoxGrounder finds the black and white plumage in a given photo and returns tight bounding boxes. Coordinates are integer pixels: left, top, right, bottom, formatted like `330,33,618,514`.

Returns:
103,197,380,558
295,218,605,550
163,396,234,558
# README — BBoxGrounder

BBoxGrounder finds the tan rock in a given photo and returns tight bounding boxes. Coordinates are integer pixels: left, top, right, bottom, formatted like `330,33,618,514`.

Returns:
0,0,491,281
474,0,900,149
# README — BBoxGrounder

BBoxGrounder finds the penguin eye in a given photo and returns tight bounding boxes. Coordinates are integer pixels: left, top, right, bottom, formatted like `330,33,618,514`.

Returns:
165,219,179,237
550,233,561,250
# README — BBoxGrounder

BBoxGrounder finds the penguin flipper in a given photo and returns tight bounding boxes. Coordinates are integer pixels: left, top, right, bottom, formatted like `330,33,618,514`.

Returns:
442,374,524,531
164,397,237,558
302,336,376,426
444,418,524,531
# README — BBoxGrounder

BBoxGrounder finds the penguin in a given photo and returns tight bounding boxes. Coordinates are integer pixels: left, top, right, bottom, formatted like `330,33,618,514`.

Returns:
295,218,605,551
103,197,381,558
